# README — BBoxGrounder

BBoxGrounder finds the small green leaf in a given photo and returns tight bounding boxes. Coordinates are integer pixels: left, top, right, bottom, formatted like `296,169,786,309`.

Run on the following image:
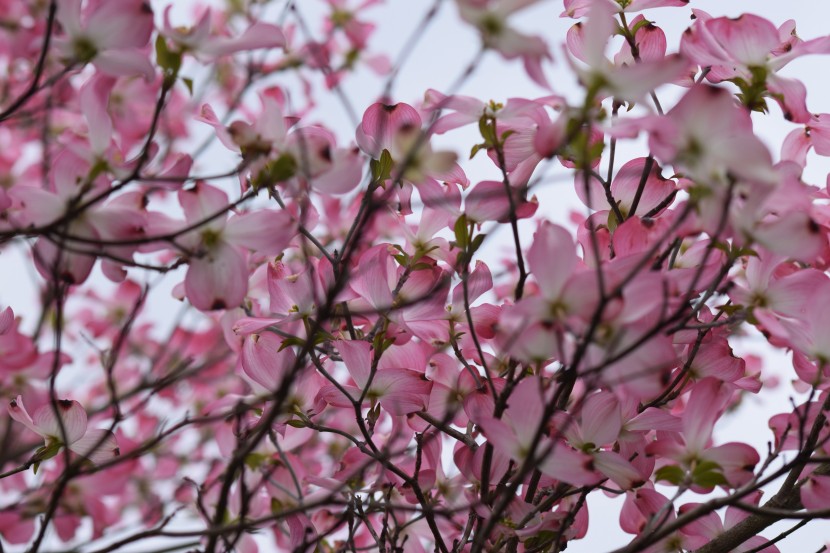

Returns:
372,332,390,355
181,77,194,96
524,530,557,550
629,17,654,35
469,233,486,256
269,153,298,183
718,303,743,316
692,460,728,488
370,149,394,182
244,452,268,469
31,441,63,474
607,209,620,233
478,116,496,145
155,35,182,85
279,336,306,350
655,465,686,485
453,215,469,250
393,253,410,267
589,138,606,161
470,143,486,159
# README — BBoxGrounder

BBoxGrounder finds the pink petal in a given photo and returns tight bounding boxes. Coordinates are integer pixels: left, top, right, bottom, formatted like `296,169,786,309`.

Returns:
573,171,609,211
350,246,393,309
33,400,88,444
580,392,622,447
201,23,286,58
504,378,547,448
357,102,422,157
337,339,372,388
80,74,115,154
683,378,730,453
94,50,155,80
0,307,13,335
626,407,683,433
286,513,318,553
566,21,590,64
0,511,35,544
478,416,523,461
605,55,689,103
616,16,667,64
233,316,284,336
538,442,599,486
705,14,780,66
317,384,361,409
625,0,689,10
802,473,830,510
610,157,676,216
195,104,238,151
69,429,119,463
241,332,296,391
725,490,763,528
767,74,810,123
781,127,812,168
373,369,432,415
8,396,39,437
86,0,154,49
703,442,760,487
184,242,248,311
452,260,493,309
310,148,364,194
527,222,577,301
620,488,674,534
224,210,296,255
465,180,537,223
178,182,230,225
55,0,83,36
593,450,642,489
752,212,825,264
767,269,830,318
33,228,98,285
10,187,64,227
807,115,830,156
677,504,723,539
579,0,616,66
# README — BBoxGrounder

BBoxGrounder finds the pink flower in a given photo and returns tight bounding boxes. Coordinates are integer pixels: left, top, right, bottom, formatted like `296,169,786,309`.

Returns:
647,379,760,489
565,0,688,103
55,0,155,79
682,11,830,123
323,0,382,50
474,379,600,487
356,102,464,187
177,182,297,311
562,0,689,19
456,0,552,87
199,93,363,195
317,339,432,416
576,157,676,218
162,7,285,60
679,492,779,552
8,396,118,463
645,85,776,187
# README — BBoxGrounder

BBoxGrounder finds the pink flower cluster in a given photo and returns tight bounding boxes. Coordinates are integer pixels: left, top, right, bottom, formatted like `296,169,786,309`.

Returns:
2,0,830,551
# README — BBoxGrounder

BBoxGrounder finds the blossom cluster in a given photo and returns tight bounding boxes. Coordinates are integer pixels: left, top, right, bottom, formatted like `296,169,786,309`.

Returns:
1,0,830,552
